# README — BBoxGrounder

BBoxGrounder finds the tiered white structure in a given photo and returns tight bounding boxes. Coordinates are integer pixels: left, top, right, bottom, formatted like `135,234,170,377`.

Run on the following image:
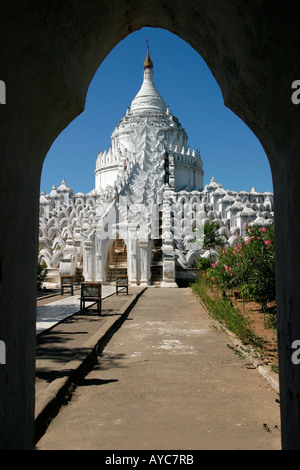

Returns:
39,44,274,287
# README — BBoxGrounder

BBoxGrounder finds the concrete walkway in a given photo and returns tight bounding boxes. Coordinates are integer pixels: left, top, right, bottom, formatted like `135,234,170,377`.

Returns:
36,287,281,450
35,286,145,442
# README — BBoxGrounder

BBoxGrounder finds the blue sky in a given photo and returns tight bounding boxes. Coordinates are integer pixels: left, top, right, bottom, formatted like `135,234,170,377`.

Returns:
40,27,273,195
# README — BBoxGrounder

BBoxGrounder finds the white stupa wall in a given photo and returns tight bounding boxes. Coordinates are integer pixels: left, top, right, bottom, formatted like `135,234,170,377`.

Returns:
95,165,118,192
174,164,203,191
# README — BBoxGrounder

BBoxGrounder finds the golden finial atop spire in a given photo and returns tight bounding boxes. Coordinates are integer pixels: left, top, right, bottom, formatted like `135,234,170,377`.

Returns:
144,38,153,69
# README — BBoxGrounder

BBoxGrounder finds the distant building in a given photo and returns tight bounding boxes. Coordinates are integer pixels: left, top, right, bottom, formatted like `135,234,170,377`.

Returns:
39,44,274,287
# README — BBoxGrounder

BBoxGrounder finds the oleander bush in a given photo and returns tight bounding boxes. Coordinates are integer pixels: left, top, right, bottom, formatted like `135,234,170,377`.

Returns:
206,223,275,311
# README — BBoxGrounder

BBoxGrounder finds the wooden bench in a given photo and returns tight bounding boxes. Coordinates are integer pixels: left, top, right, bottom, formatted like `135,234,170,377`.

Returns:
80,282,102,315
115,275,128,295
60,276,74,295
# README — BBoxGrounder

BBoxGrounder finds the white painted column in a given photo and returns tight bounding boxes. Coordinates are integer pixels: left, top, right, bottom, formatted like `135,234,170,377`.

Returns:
139,238,151,285
162,192,176,286
83,239,94,281
95,232,105,282
127,224,138,285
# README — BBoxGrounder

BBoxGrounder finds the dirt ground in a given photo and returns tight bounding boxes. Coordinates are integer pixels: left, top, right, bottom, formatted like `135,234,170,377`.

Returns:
236,298,278,371
211,288,278,372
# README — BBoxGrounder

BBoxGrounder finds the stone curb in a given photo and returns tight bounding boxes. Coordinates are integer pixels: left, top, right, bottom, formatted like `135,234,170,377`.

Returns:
34,288,147,444
224,328,279,393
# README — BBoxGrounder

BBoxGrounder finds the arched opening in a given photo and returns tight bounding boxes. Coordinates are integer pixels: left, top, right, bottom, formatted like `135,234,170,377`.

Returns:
105,238,127,283
0,3,299,450
41,28,273,196
40,28,274,293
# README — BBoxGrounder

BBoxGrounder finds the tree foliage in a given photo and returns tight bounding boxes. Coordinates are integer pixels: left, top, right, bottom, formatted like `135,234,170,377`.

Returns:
37,263,47,290
203,221,225,250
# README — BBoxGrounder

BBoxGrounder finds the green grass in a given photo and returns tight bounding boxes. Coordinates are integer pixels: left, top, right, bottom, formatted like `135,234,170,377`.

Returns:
191,280,263,350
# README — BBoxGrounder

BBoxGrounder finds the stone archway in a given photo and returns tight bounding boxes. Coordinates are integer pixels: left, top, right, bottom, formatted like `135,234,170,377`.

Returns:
0,1,299,449
105,239,127,284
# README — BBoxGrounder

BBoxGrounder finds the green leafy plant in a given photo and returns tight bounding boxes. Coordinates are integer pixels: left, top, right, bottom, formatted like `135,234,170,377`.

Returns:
196,257,211,271
37,262,47,290
203,221,225,265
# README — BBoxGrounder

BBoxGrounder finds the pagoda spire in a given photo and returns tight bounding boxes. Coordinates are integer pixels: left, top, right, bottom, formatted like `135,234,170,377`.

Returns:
130,40,166,112
144,38,153,69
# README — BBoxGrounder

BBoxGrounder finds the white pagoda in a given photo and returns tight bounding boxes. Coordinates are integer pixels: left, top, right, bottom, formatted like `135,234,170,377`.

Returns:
38,43,274,287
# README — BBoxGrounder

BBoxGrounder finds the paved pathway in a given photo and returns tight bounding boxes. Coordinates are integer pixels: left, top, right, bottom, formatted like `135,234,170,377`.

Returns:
35,289,139,396
36,287,281,450
36,286,116,335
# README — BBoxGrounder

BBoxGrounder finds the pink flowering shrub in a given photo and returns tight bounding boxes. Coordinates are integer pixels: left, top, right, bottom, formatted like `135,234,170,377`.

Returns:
207,223,275,309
